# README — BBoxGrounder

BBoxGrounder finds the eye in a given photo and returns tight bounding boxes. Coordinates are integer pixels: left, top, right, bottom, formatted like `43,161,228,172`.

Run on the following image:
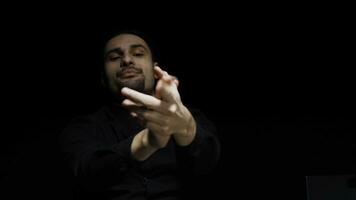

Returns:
133,52,144,57
108,54,121,61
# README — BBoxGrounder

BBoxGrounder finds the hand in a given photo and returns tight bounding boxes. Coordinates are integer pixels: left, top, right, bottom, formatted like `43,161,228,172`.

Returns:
146,129,171,149
131,128,170,161
122,66,196,146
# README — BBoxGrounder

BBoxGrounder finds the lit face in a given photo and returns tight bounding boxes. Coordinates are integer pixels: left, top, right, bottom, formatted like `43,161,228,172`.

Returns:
104,34,155,99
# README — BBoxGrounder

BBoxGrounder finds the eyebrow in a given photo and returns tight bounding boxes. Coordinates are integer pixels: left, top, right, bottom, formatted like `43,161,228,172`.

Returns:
104,44,149,58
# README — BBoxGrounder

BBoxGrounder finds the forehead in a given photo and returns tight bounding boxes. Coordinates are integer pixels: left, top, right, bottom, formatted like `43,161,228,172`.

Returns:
105,34,150,52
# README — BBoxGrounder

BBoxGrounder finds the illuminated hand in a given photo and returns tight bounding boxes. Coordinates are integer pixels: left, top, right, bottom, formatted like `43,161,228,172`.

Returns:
122,66,196,147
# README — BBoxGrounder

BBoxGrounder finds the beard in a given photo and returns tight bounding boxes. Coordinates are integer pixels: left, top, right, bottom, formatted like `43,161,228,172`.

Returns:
117,74,145,93
105,65,154,104
108,73,147,103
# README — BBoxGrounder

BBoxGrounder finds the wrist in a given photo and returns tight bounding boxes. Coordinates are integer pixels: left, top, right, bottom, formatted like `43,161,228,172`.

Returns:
131,129,158,161
174,116,197,146
176,115,196,138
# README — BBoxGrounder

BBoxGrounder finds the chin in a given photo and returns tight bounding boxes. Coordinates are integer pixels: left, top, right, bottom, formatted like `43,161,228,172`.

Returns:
119,77,145,93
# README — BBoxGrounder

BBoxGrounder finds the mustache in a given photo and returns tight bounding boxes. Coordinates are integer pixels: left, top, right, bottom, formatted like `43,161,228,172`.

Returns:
116,66,143,77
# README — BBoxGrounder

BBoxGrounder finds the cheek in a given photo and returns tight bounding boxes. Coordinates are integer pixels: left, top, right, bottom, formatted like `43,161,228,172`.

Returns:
104,65,118,90
105,63,118,75
140,62,153,76
143,68,154,81
144,68,155,89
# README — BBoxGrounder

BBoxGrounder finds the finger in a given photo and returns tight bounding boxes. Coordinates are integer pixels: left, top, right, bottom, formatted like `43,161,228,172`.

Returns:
154,66,169,79
153,63,160,79
135,110,167,126
161,75,179,87
161,74,173,82
155,66,179,87
173,78,179,87
122,99,146,114
130,111,146,126
122,87,161,108
126,107,146,117
121,87,170,113
130,111,138,118
122,99,144,108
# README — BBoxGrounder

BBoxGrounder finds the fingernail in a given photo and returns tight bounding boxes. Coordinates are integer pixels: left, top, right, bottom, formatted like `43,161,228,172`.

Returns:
121,87,129,94
122,99,129,105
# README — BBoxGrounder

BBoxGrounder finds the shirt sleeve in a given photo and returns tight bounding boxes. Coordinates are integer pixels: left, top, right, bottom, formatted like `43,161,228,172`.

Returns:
59,116,138,189
175,108,221,175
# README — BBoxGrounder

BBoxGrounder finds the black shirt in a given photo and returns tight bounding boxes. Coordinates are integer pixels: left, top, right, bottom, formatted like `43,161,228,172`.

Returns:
60,105,220,200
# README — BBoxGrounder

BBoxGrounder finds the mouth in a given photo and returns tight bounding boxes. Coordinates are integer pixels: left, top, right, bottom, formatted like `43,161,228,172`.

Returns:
121,71,139,78
118,68,142,79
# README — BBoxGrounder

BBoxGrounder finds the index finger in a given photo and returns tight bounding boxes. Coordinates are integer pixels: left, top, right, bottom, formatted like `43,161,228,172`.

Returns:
121,87,169,113
154,66,179,86
154,66,168,79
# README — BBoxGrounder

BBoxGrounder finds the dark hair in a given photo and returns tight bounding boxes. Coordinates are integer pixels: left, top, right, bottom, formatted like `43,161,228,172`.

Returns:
100,29,160,62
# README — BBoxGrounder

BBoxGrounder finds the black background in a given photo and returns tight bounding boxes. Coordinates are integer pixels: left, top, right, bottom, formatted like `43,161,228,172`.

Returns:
1,4,355,199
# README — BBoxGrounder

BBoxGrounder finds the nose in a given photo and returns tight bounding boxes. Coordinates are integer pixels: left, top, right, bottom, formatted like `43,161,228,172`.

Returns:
121,54,133,67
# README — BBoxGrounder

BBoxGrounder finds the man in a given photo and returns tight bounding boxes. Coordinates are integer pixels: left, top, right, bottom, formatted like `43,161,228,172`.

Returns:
60,30,220,200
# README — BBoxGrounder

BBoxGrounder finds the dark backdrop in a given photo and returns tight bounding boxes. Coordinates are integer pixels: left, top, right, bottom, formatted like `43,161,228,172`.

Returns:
1,5,354,200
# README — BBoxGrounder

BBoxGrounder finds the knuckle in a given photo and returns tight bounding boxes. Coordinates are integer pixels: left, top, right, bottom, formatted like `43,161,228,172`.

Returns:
168,104,177,114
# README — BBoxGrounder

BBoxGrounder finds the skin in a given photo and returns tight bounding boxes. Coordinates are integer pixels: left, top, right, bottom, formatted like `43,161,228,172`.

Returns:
104,34,155,97
104,33,196,161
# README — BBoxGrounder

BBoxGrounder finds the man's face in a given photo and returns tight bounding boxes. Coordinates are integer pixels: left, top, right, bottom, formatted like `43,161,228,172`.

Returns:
104,34,155,99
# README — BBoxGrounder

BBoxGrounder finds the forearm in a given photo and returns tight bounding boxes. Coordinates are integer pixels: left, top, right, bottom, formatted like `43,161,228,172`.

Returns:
173,116,197,146
131,129,160,161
